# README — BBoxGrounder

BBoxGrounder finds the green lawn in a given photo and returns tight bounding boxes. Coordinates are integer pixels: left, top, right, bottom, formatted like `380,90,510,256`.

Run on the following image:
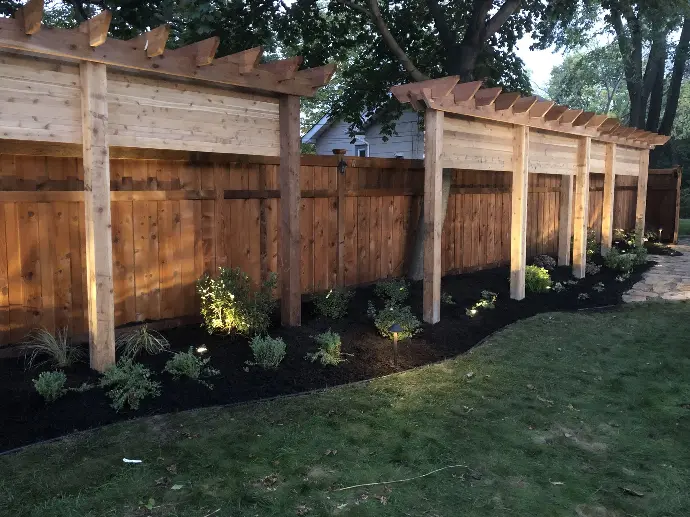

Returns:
679,219,690,237
2,303,689,517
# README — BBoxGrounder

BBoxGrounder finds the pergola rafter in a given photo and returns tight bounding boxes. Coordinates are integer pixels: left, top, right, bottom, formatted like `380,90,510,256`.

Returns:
391,75,669,324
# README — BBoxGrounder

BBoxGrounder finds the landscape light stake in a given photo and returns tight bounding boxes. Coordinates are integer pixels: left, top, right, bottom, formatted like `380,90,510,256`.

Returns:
389,323,403,366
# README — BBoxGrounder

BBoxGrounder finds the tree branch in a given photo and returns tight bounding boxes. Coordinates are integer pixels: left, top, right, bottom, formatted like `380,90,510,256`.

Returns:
337,0,429,81
426,0,456,50
660,16,690,135
484,0,522,39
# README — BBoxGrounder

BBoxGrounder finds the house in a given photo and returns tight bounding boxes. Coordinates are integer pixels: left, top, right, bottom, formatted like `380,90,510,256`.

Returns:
302,110,424,158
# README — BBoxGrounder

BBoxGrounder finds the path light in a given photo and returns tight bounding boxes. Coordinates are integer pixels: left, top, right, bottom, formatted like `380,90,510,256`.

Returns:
196,345,208,354
389,323,403,366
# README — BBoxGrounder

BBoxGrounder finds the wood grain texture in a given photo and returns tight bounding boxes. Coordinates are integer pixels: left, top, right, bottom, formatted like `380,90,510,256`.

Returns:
601,143,616,254
572,137,591,278
510,125,529,300
424,109,443,323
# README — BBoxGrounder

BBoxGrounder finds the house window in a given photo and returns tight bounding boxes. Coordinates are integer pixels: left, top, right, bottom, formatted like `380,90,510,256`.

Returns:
355,144,368,157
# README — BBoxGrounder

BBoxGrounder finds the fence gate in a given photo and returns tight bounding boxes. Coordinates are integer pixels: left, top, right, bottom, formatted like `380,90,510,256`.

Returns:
646,167,682,243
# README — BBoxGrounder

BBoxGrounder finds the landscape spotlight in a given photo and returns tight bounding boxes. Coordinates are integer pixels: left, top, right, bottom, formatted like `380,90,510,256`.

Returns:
389,323,403,366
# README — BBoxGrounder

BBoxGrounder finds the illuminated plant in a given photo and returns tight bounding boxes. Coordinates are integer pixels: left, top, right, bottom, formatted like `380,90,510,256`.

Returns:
525,265,552,293
372,303,421,341
466,290,497,317
313,287,353,319
21,327,83,369
198,268,277,336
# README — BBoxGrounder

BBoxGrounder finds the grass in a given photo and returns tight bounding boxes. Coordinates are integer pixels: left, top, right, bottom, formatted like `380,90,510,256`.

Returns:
2,303,689,517
678,219,690,237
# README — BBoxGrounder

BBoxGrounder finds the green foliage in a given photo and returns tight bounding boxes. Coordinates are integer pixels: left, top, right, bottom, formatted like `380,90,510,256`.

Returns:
372,304,421,341
313,287,353,319
33,371,67,403
164,348,219,388
306,331,343,366
525,265,552,294
466,291,498,317
116,326,170,359
585,262,602,275
198,268,277,336
441,291,456,305
578,293,590,300
592,282,605,293
586,228,600,258
374,278,409,305
532,254,557,271
552,281,565,293
21,327,83,369
604,247,647,273
99,359,161,412
248,335,286,369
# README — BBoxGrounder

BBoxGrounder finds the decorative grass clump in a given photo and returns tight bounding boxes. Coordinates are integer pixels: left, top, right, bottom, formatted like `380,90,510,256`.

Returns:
21,327,83,369
116,325,170,359
525,265,552,293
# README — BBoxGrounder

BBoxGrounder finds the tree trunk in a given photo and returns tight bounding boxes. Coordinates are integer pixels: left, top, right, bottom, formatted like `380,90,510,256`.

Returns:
408,169,452,281
659,16,690,136
645,63,664,132
446,43,480,79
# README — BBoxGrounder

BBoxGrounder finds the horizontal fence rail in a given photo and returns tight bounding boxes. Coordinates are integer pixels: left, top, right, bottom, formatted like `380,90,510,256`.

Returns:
0,151,637,347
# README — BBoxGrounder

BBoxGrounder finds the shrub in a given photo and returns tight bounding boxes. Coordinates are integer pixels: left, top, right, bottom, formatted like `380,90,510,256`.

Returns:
248,335,286,369
441,291,455,305
585,262,601,275
116,325,170,358
552,282,565,293
21,328,83,369
604,248,637,273
525,265,552,293
374,278,409,304
306,331,343,366
100,359,161,411
198,268,277,336
466,290,497,317
632,245,648,265
578,293,590,300
615,272,631,282
586,228,600,258
592,282,605,293
164,348,219,388
33,371,67,402
372,303,421,341
313,287,353,319
532,254,557,271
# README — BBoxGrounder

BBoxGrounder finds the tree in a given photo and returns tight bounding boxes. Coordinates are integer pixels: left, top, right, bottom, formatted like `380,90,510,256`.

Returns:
535,0,690,136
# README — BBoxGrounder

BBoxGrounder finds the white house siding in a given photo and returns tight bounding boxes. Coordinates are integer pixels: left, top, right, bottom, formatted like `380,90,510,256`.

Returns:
312,111,424,159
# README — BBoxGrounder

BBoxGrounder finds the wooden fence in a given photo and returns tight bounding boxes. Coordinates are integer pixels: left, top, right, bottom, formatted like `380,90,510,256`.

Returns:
645,167,682,243
0,152,638,347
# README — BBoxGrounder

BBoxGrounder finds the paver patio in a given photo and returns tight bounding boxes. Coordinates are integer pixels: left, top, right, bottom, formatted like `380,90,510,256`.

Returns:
623,238,690,302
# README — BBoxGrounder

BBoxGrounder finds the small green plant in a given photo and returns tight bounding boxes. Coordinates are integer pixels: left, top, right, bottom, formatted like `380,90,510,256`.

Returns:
465,291,497,317
164,348,219,388
604,248,637,272
565,279,579,286
198,268,277,336
592,282,605,293
615,272,631,282
441,291,456,305
116,326,170,358
372,304,421,341
248,335,286,369
306,331,343,366
586,228,600,258
585,262,601,275
374,278,409,304
313,287,353,319
525,265,552,293
532,254,557,271
578,293,590,300
21,328,83,369
552,282,565,293
33,371,67,402
366,300,377,319
99,359,161,411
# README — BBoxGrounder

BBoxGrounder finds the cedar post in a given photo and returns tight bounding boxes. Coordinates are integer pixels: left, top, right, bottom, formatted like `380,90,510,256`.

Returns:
634,150,650,246
572,137,591,278
423,108,443,323
510,125,529,300
279,95,301,326
334,149,347,287
80,61,115,372
557,175,574,266
601,142,616,255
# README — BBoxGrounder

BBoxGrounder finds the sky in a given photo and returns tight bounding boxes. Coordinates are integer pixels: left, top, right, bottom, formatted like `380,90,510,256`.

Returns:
515,34,565,96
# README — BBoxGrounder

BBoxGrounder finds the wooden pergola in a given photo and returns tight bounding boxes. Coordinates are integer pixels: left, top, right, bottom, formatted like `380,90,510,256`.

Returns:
391,76,670,324
0,0,334,370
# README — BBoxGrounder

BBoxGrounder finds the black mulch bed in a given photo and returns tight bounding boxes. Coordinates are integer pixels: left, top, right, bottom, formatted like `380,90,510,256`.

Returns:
0,260,652,452
645,242,683,256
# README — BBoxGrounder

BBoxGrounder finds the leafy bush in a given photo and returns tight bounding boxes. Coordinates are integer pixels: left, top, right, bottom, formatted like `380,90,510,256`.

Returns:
374,278,409,305
33,371,67,402
248,335,286,369
525,265,552,293
198,268,277,336
532,254,557,271
116,325,170,358
586,228,600,258
592,282,605,293
466,290,497,317
441,291,455,305
313,287,353,319
372,303,421,341
306,331,343,366
22,328,83,369
585,262,601,275
615,272,631,282
164,348,219,388
578,293,590,300
552,282,565,293
100,359,161,411
604,247,646,273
